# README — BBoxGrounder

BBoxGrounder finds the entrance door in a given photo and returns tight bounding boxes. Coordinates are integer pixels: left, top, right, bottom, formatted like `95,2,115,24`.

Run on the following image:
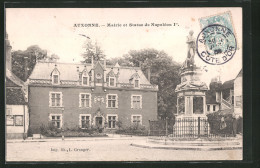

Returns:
95,117,103,128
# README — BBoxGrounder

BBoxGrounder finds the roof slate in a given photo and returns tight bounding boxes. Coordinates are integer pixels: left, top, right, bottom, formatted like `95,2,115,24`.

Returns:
29,62,151,84
236,69,243,78
6,77,21,87
6,88,27,105
6,69,25,87
222,79,234,90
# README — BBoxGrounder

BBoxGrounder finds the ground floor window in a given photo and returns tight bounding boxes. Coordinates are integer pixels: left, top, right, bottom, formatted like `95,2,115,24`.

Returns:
213,105,216,111
131,115,142,125
107,115,117,129
6,115,23,126
207,105,210,111
49,114,62,128
80,114,91,129
235,95,242,107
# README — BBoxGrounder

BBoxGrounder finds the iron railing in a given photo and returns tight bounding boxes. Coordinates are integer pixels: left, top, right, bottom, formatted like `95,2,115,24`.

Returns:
149,117,234,138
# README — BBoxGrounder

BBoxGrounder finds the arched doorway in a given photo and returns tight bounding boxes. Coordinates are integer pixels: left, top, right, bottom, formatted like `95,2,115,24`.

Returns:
95,116,103,127
93,109,105,128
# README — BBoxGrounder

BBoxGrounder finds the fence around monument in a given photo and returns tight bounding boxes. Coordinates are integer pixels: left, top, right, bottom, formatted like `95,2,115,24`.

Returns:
149,117,234,138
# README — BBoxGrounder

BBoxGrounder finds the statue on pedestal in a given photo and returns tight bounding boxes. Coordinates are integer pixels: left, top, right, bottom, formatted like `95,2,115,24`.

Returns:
181,30,196,69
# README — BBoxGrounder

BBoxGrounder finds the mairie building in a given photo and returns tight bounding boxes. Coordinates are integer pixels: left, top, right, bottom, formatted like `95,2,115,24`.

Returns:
28,60,158,133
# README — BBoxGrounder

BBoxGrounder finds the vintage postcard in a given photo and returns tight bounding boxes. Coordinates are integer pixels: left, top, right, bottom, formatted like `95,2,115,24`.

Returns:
5,8,242,161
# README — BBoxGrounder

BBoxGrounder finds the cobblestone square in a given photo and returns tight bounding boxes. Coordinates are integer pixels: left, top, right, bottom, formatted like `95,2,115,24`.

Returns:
6,137,242,161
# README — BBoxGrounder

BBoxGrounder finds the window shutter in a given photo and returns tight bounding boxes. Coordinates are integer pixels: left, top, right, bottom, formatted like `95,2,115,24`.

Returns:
131,95,133,109
79,94,81,107
60,92,63,107
79,115,82,128
106,94,108,108
49,92,51,107
140,115,142,125
140,95,142,109
116,95,118,108
60,114,63,128
89,94,92,108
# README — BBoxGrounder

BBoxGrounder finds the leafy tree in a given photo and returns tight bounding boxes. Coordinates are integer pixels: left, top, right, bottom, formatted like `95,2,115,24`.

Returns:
24,45,47,60
47,54,60,62
106,56,133,66
209,81,222,91
81,40,106,63
11,45,57,81
122,48,181,120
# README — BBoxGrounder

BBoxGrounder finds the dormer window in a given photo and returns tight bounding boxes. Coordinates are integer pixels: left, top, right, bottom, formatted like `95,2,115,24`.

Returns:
130,71,140,88
109,77,116,87
51,67,60,85
53,75,59,84
82,76,88,85
82,70,89,86
134,79,140,88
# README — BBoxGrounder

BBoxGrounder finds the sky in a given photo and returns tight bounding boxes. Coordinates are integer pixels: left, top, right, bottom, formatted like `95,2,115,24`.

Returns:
6,8,242,84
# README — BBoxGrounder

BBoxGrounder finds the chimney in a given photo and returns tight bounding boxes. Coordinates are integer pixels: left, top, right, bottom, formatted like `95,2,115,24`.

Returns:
5,33,12,71
91,55,94,82
24,57,29,80
104,58,107,82
104,58,106,70
146,67,151,82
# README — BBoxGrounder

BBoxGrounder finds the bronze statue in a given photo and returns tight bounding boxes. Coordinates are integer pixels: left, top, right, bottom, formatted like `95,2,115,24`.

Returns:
181,30,196,69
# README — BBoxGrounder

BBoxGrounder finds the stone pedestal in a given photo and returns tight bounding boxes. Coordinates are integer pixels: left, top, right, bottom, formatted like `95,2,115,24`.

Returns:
175,66,208,119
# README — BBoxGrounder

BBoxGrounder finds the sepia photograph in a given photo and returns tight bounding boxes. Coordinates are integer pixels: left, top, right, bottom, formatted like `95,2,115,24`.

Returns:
5,8,243,161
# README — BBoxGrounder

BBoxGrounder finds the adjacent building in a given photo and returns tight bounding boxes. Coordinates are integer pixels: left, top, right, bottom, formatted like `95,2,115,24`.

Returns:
206,91,220,113
206,69,243,116
234,69,242,117
5,34,29,139
27,60,158,133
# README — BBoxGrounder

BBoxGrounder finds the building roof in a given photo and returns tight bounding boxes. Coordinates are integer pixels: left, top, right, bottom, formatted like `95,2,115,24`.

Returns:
6,68,28,103
236,69,243,78
6,69,25,87
206,91,218,104
6,88,27,105
221,79,234,90
29,62,151,85
6,77,21,87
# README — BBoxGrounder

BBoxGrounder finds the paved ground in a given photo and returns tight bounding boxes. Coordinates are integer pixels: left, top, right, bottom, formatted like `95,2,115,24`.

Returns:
6,137,242,161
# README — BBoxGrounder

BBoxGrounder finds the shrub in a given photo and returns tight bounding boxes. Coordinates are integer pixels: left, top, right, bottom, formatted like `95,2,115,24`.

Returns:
207,112,235,135
115,124,148,136
39,123,107,137
237,117,243,133
27,127,33,137
116,120,123,130
40,123,61,137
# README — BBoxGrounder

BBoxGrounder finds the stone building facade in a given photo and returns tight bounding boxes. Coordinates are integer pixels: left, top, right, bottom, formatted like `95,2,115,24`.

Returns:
28,61,158,133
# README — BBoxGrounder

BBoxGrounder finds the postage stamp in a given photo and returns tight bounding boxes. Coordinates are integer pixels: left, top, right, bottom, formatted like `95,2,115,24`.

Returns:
196,24,237,65
199,11,235,35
